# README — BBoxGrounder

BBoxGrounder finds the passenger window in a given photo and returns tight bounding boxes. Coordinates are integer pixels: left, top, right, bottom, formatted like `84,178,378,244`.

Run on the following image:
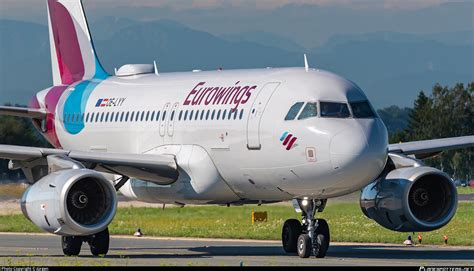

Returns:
285,102,304,121
200,110,205,120
190,110,194,120
162,111,167,121
217,110,221,120
298,103,318,120
120,112,124,122
86,113,90,123
320,102,351,118
115,112,120,122
228,109,233,120
350,101,376,118
222,110,227,120
206,110,210,120
151,111,155,121
95,112,100,122
145,111,149,121
141,111,145,121
105,112,109,122
171,111,175,121
125,112,130,122
130,112,135,122
156,111,160,121
110,112,114,122
239,109,244,120
184,110,188,121
195,110,199,120
179,111,183,121
90,113,95,123
81,113,85,122
211,110,215,120
233,109,238,120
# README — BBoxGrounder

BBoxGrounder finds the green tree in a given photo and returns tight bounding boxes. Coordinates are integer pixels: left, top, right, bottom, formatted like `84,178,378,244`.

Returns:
404,83,473,181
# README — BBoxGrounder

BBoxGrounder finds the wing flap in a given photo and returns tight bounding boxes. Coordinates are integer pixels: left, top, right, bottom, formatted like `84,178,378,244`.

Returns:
0,144,178,184
389,136,474,158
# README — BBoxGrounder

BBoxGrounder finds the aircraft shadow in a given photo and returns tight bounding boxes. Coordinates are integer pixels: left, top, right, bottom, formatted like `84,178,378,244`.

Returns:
3,245,473,260
327,245,474,260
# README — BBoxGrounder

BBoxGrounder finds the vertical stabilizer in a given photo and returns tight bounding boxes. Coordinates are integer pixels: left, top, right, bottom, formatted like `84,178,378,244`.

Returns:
47,0,108,86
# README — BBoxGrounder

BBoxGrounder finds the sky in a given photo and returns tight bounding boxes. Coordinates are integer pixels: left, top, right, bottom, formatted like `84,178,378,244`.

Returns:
0,0,458,11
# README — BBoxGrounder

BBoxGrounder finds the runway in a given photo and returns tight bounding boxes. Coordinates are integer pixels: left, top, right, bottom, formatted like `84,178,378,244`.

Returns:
0,233,473,266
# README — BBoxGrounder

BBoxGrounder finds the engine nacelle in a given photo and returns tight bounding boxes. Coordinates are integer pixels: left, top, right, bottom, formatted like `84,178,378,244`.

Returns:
360,166,457,232
21,169,117,236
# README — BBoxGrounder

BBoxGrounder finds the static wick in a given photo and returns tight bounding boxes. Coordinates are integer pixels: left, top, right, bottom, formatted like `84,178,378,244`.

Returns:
154,60,159,76
304,54,309,72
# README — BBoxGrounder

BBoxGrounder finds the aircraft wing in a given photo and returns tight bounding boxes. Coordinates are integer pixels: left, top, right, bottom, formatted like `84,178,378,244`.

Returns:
0,106,47,119
0,144,179,184
388,135,474,159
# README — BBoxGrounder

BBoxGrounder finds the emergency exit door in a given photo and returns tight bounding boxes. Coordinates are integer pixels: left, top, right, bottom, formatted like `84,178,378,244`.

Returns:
247,82,280,149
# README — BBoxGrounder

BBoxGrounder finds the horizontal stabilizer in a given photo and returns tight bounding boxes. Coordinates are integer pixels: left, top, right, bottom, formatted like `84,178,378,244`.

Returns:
0,106,47,119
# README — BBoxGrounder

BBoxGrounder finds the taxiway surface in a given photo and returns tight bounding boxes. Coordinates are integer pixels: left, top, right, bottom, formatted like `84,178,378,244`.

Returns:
0,233,473,266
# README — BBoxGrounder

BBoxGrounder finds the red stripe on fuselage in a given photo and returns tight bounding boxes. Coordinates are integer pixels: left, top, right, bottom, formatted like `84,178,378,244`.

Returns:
43,86,68,148
48,0,85,85
282,134,293,146
286,137,297,150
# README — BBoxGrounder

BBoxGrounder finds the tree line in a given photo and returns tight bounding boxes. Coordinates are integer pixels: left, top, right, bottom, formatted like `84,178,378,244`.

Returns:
0,82,472,182
390,82,473,182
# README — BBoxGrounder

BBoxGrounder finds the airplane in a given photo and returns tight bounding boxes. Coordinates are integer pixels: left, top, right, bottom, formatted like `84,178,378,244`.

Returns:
0,0,473,259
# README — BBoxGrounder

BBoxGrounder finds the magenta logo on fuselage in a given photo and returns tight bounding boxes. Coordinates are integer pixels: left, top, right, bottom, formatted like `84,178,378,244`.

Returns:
183,81,257,111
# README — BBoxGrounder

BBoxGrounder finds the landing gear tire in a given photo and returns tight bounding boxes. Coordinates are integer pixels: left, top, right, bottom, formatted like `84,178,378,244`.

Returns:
314,219,330,258
88,228,110,256
282,219,302,253
62,236,82,256
297,234,312,258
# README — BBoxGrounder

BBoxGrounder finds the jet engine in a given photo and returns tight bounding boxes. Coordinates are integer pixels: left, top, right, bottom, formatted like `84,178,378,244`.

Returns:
21,169,117,236
360,164,457,232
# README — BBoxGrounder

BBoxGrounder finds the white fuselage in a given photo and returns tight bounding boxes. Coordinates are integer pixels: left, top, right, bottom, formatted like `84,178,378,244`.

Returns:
35,67,388,204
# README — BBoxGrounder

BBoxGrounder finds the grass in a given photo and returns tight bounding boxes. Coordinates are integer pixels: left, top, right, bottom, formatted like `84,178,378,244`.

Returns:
0,183,27,199
0,201,472,246
457,186,474,195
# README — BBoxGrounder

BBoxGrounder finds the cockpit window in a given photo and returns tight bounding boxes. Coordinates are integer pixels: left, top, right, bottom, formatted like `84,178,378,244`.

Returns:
285,102,304,120
350,101,376,118
298,102,318,120
320,102,351,118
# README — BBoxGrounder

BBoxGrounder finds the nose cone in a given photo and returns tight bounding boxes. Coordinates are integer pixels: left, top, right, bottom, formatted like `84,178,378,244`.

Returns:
330,125,368,170
330,118,388,187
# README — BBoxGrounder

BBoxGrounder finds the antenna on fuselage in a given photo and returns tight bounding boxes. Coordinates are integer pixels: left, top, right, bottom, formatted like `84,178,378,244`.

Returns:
304,54,309,72
154,60,160,76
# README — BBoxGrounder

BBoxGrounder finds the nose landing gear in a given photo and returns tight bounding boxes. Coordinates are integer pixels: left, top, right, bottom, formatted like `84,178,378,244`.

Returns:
281,199,329,258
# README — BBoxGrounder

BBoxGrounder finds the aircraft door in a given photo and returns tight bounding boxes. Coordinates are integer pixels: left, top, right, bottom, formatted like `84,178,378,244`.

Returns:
247,82,280,149
168,103,179,137
159,103,171,137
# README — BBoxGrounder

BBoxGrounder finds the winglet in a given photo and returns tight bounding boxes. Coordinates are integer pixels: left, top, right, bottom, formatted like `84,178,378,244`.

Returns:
304,54,309,72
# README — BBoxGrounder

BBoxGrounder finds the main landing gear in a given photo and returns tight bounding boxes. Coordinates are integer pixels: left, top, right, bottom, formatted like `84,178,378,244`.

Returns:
282,199,329,258
62,228,110,256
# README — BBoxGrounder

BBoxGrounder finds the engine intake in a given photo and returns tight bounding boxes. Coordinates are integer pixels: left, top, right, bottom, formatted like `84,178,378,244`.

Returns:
21,169,117,236
360,166,457,232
